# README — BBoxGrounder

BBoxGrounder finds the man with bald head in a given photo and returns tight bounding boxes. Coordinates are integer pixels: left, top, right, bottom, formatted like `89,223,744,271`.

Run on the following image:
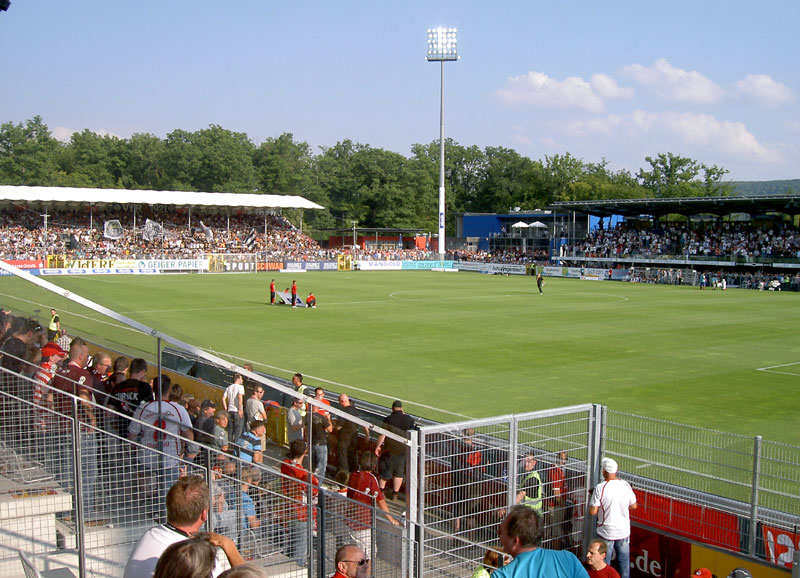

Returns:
332,544,370,578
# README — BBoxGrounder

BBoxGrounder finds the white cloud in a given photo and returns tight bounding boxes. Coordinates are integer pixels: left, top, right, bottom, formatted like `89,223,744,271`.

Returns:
565,115,623,135
548,110,780,164
590,74,633,100
52,127,74,142
511,134,533,147
636,111,779,163
785,119,800,133
736,74,795,108
495,71,605,112
52,126,121,142
621,58,725,103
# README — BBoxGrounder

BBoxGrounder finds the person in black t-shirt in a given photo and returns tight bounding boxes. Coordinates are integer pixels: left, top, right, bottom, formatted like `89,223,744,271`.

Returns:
374,400,415,500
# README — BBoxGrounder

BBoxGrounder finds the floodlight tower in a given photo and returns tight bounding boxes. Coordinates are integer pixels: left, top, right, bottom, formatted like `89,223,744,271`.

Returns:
426,27,459,259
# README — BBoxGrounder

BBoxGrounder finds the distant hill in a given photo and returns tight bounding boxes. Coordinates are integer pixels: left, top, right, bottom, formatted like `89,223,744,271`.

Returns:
728,179,800,196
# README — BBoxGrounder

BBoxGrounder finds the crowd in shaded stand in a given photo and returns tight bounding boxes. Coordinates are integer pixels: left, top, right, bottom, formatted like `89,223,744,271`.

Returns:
571,221,800,260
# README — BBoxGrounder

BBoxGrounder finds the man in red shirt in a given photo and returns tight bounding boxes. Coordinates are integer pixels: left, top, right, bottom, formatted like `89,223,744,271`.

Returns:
281,440,318,567
346,452,399,558
50,337,103,524
269,279,276,305
585,539,620,578
547,450,570,548
291,280,298,308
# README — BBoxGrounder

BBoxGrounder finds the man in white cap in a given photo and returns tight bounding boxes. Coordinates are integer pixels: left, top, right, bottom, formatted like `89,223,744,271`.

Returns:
588,458,637,578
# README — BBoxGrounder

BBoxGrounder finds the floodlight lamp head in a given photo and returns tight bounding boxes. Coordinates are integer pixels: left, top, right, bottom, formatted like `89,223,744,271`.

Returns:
0,0,10,12
426,26,459,61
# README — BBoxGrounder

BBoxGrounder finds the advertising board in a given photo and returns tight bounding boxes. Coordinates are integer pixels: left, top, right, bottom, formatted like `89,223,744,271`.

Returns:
357,260,403,271
455,262,526,275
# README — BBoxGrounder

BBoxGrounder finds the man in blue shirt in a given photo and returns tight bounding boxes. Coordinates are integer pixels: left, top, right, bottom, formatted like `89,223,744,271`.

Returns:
493,505,588,578
235,420,265,464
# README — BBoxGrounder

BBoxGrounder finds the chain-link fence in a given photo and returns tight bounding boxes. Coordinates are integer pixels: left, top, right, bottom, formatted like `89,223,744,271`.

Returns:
416,405,599,577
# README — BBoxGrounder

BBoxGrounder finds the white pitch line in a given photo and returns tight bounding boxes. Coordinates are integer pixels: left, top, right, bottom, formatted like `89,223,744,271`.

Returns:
757,360,800,370
756,360,800,377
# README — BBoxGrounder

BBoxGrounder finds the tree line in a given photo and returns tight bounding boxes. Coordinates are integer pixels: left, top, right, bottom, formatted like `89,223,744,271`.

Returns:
0,116,732,235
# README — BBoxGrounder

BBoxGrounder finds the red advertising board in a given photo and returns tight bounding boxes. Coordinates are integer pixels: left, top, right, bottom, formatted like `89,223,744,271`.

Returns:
631,525,691,578
761,523,800,569
632,488,740,550
2,259,44,270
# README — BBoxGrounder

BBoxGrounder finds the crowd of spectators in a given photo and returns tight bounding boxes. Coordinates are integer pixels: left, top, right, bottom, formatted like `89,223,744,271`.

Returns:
0,208,317,261
0,306,408,567
571,221,800,260
3,207,800,270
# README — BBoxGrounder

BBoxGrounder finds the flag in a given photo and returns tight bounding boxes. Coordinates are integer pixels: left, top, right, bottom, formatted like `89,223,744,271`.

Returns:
142,219,163,242
243,228,257,250
104,220,123,240
198,221,214,241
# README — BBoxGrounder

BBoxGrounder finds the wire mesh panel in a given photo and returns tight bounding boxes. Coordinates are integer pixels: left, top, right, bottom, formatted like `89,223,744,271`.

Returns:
759,440,800,517
605,410,800,563
417,405,597,578
605,410,756,503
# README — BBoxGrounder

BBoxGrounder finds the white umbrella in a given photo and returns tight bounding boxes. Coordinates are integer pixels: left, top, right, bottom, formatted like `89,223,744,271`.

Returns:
510,221,529,228
529,221,547,228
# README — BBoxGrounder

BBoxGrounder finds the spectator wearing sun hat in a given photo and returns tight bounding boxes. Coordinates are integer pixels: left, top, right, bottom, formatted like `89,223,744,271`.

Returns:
588,458,637,578
691,569,715,578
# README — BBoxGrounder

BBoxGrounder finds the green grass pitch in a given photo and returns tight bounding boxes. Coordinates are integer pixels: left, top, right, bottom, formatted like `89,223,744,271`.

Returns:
2,271,799,445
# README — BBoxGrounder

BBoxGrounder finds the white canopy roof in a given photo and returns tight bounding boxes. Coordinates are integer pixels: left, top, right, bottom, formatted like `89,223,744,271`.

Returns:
510,221,529,228
0,185,324,210
529,221,547,228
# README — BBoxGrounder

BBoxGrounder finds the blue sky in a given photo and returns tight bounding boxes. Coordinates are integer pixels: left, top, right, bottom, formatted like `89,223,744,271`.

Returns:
2,1,798,182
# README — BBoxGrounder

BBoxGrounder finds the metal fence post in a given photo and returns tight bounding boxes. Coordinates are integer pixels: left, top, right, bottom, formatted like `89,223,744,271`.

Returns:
749,435,762,557
414,429,423,578
318,491,327,578
205,451,214,532
508,416,519,510
71,398,86,578
583,404,604,554
305,406,314,576
370,493,377,578
792,549,799,578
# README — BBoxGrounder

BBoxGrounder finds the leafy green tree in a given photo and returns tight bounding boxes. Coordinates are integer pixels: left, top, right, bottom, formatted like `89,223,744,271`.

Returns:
0,116,61,185
124,133,168,190
253,133,313,195
57,129,127,188
636,153,717,198
700,163,731,196
543,152,587,203
476,146,536,213
162,125,256,193
410,139,488,224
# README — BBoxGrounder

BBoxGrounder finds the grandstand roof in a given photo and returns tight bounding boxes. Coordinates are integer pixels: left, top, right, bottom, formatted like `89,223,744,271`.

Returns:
0,185,324,210
549,194,800,218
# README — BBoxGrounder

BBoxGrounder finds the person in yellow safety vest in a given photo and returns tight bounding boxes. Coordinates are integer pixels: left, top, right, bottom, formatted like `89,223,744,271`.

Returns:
292,372,307,417
516,451,543,512
47,308,60,341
